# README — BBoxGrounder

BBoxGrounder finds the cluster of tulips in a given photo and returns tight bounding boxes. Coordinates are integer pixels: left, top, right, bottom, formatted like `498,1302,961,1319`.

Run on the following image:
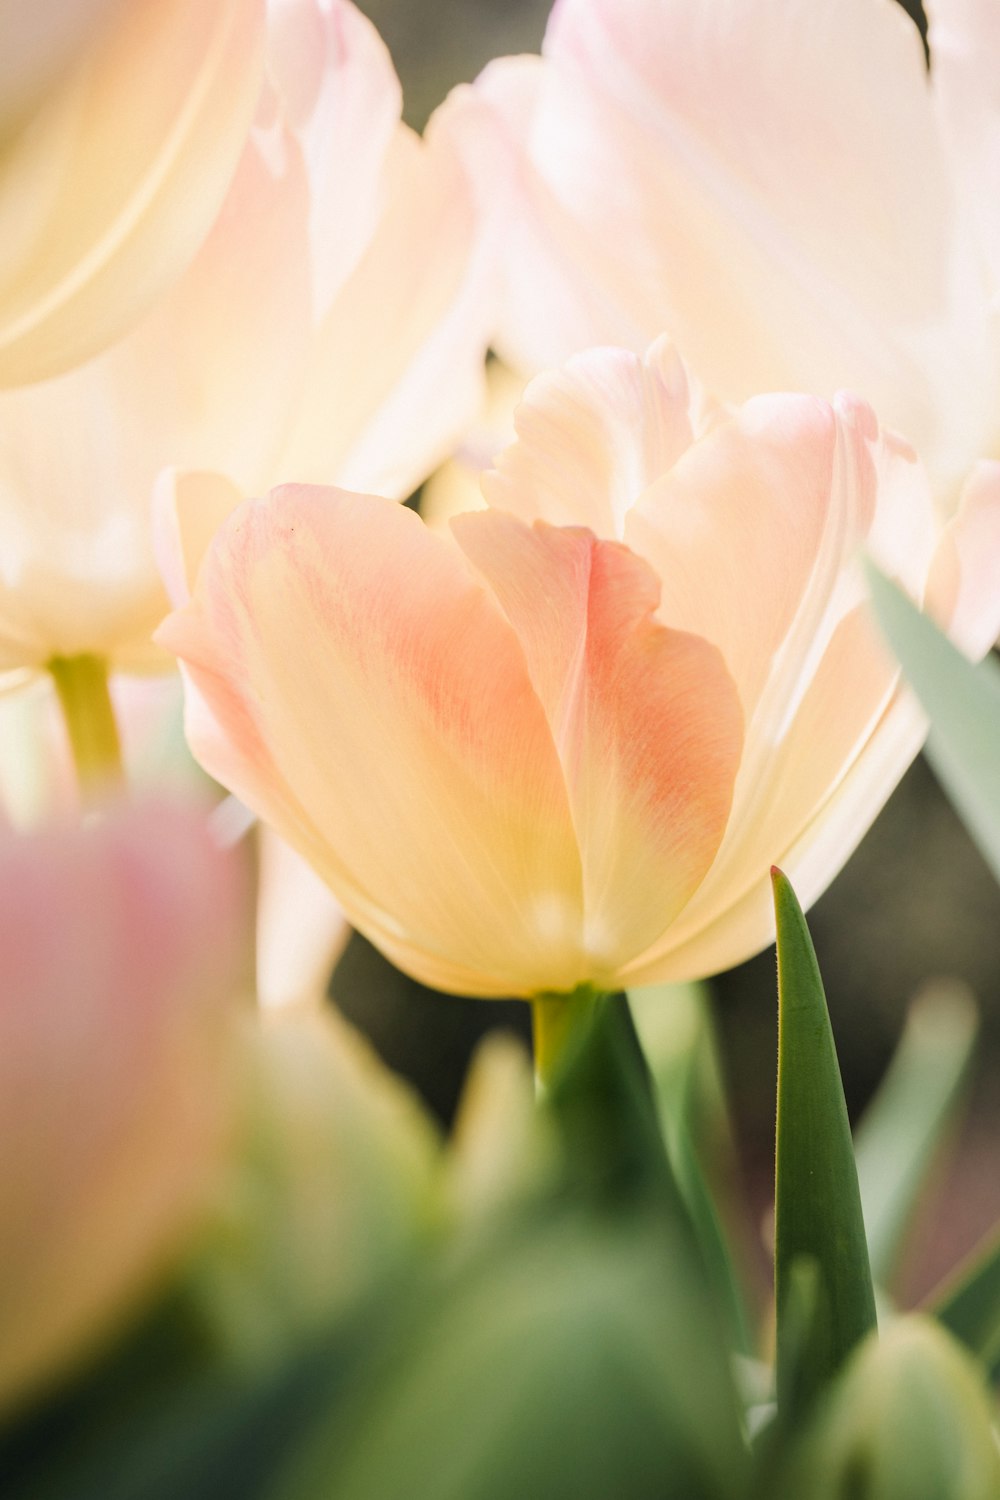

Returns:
2,0,1000,1495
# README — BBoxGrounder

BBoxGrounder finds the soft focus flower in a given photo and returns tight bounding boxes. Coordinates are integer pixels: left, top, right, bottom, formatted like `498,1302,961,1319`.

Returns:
0,0,265,384
0,0,493,686
0,796,250,1413
158,342,1000,995
459,0,1000,502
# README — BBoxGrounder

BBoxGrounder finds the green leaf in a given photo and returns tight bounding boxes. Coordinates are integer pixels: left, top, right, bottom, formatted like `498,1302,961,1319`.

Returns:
927,1223,1000,1378
630,982,754,1356
865,561,1000,884
855,983,977,1289
772,869,877,1419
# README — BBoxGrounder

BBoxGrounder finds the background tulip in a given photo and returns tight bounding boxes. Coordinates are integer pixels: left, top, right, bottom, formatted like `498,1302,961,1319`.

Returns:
0,0,266,385
458,0,1000,503
159,342,1000,994
0,797,250,1413
0,0,493,686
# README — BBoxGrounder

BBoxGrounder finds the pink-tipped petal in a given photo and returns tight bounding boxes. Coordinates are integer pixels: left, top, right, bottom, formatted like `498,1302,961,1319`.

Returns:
158,487,584,997
452,510,741,980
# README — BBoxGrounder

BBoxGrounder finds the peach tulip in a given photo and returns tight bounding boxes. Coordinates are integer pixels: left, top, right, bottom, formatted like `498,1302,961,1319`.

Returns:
459,0,1000,504
158,342,1000,995
0,0,493,686
0,796,250,1412
0,0,265,385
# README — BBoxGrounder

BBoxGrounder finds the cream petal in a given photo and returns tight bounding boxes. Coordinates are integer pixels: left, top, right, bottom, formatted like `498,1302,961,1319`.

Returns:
0,122,311,674
0,0,120,128
277,114,493,500
0,0,266,384
926,460,1000,656
267,0,402,310
153,469,247,610
483,339,696,538
256,826,349,1012
928,0,1000,297
452,509,741,981
158,486,584,998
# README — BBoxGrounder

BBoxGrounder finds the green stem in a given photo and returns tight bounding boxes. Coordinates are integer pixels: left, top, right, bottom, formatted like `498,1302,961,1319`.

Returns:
531,987,600,1094
48,654,124,800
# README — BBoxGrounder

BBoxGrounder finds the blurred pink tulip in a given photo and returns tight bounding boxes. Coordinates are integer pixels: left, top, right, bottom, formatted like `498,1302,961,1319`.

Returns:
459,0,1000,502
0,0,494,684
0,796,250,1412
158,342,1000,995
0,0,265,385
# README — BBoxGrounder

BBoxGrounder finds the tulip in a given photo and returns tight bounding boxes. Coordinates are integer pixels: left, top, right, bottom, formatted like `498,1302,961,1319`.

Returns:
0,796,250,1412
0,0,493,686
0,0,266,385
459,0,1000,503
158,342,1000,996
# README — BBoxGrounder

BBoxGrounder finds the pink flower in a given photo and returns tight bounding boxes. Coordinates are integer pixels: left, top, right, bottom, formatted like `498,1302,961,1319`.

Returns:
157,343,1000,995
0,797,250,1411
457,0,1000,503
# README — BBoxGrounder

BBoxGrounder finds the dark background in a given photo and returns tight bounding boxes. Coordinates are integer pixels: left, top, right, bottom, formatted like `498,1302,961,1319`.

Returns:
332,0,999,1306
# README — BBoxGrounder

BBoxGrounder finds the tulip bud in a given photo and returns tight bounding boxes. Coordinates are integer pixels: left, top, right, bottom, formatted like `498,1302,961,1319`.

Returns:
774,1316,1000,1500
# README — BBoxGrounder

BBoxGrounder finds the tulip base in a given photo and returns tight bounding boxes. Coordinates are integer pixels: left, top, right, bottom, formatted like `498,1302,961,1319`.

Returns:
531,987,602,1094
48,654,123,801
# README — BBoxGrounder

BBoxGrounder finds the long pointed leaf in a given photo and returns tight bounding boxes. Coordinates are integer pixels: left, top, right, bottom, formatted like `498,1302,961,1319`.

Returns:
855,982,977,1289
772,869,877,1418
866,562,1000,883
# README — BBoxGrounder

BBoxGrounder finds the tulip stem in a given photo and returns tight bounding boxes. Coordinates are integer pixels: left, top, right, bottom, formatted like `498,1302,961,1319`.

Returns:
48,654,124,800
532,987,600,1094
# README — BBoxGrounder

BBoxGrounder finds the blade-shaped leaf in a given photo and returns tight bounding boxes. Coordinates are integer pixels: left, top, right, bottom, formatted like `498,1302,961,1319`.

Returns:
866,562,1000,884
772,869,877,1418
855,982,977,1289
927,1224,1000,1379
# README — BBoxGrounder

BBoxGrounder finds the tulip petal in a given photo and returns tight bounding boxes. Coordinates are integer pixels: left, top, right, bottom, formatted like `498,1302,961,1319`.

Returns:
475,0,997,486
482,339,701,538
452,510,742,980
927,460,1000,657
267,0,402,310
278,114,493,500
929,0,1000,297
622,396,937,980
256,827,349,1012
153,469,247,610
0,0,265,384
159,486,584,998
